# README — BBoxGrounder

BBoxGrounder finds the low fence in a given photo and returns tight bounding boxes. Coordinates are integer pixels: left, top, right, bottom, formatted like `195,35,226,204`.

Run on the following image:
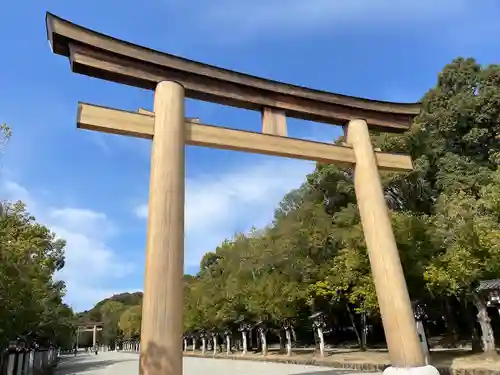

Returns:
119,342,140,352
0,348,58,375
73,346,112,353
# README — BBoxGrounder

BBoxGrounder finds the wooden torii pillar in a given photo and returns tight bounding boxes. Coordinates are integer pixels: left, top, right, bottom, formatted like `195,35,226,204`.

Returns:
46,12,438,375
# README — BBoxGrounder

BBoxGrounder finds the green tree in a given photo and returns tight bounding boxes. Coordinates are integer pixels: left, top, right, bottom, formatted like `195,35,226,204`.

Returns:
100,301,126,346
177,57,500,355
377,58,500,353
0,125,75,348
0,201,72,347
0,123,11,152
119,305,142,340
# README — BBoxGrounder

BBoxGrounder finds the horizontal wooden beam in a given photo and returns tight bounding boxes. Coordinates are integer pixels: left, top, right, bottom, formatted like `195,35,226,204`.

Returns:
137,108,201,124
77,103,413,172
78,328,103,332
47,12,420,132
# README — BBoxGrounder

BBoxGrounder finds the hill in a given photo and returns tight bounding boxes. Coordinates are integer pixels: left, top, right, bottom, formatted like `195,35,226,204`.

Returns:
77,292,143,324
76,276,196,346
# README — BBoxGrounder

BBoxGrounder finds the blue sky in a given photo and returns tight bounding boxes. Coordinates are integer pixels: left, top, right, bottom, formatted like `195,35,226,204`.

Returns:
1,0,499,312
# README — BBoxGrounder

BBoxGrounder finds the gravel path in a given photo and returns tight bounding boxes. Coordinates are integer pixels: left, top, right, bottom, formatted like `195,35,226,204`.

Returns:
56,351,377,375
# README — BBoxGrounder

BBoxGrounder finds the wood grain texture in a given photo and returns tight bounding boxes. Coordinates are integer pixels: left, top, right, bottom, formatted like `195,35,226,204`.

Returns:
139,82,185,375
77,103,414,172
138,108,200,123
346,119,425,368
262,107,287,137
46,12,420,132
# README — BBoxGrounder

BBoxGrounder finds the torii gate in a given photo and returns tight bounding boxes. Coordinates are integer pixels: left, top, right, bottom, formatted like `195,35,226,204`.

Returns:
45,13,438,375
76,322,103,349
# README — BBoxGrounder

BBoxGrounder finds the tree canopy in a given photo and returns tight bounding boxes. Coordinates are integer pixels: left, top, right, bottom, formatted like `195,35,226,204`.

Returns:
0,125,76,349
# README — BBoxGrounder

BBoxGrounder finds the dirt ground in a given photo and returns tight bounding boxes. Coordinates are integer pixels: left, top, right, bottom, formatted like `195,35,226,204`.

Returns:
185,347,500,373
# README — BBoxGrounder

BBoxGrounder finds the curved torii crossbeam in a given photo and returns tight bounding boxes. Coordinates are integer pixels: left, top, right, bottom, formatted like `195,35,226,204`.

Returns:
46,12,436,375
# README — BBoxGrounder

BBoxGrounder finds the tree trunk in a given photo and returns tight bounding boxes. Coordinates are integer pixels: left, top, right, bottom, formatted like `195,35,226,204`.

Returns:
361,312,367,351
285,329,292,356
192,338,196,352
242,332,247,355
202,338,206,355
443,297,459,346
183,339,187,352
317,327,325,358
213,335,218,355
472,326,482,353
473,293,496,355
465,300,483,352
291,327,297,342
226,336,231,355
345,302,362,349
260,331,267,356
256,331,261,353
278,331,285,353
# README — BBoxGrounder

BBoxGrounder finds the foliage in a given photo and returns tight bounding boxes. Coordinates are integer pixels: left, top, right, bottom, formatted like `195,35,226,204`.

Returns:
118,305,142,340
0,125,76,348
0,200,75,348
0,123,11,152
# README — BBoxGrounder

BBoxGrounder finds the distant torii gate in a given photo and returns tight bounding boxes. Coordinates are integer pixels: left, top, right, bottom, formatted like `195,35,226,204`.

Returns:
76,322,103,349
46,12,438,375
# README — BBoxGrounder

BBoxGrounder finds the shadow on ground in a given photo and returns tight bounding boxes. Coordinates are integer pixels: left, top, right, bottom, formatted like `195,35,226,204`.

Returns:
56,357,137,374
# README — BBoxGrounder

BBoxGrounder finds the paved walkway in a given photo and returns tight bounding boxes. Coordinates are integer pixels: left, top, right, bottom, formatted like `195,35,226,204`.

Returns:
55,351,376,375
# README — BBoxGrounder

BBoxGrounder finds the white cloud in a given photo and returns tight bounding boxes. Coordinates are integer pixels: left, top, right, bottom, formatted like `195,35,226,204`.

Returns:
135,156,316,269
49,208,118,238
171,0,470,43
0,180,135,312
133,204,148,219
